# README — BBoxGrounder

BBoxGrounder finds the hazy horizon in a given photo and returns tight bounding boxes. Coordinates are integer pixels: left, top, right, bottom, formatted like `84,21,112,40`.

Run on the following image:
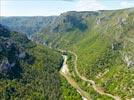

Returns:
1,0,134,16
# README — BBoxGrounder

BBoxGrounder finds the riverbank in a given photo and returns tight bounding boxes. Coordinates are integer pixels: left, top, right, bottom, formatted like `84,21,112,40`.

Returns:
60,54,91,100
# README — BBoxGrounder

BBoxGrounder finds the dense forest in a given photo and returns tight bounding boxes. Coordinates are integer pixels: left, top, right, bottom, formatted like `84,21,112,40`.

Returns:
0,25,81,100
35,8,134,99
0,8,134,99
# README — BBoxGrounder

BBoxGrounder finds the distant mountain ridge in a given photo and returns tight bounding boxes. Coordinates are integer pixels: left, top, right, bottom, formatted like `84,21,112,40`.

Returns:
0,16,56,37
0,7,134,99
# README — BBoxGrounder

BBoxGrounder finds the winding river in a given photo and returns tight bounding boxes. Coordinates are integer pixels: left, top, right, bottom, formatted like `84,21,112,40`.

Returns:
60,54,90,100
59,49,121,100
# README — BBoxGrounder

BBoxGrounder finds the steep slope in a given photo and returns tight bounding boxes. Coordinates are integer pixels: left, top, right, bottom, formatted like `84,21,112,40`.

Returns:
0,16,56,37
82,9,133,99
0,25,82,100
0,24,62,99
39,8,134,99
1,8,134,99
32,11,99,45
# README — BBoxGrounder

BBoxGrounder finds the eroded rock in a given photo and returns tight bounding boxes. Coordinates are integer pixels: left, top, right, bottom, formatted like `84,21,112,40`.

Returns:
0,58,11,73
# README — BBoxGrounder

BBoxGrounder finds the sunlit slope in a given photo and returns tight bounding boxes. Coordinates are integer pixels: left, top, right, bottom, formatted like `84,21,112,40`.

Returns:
1,8,134,99
43,8,134,99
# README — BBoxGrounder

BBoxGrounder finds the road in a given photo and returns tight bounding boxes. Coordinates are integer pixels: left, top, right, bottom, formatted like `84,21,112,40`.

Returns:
60,55,91,100
58,49,121,100
68,51,121,100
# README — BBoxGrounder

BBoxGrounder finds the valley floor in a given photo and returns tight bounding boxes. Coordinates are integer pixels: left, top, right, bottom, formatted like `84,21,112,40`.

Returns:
60,55,91,100
59,49,133,100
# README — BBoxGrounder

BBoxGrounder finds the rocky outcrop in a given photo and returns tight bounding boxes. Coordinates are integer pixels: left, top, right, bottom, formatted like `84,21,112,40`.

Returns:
122,52,134,67
124,55,134,67
51,13,87,33
0,58,11,74
96,18,101,25
117,17,127,25
0,25,28,78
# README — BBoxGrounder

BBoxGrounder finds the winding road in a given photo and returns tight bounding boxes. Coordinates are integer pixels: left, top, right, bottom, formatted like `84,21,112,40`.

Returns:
60,55,91,100
59,49,121,100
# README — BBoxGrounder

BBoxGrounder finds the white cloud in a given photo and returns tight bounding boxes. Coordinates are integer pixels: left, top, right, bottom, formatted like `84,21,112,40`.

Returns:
1,0,14,16
120,1,134,8
75,0,107,11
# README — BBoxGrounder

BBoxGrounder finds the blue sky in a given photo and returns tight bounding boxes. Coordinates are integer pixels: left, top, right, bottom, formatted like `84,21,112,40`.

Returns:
1,0,134,16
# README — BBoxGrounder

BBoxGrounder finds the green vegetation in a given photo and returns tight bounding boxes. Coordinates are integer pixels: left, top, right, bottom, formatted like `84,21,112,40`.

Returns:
1,8,134,99
66,52,114,100
0,25,62,99
0,25,81,100
40,8,134,99
60,76,82,100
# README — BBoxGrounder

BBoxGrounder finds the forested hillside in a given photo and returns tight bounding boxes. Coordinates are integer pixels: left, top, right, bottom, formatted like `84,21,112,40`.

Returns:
35,8,134,99
1,8,134,99
0,25,81,100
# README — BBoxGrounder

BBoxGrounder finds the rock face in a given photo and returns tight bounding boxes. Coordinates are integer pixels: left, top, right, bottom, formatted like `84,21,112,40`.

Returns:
40,11,100,34
0,58,11,74
124,55,134,67
0,32,18,77
0,24,30,78
121,52,134,67
47,11,88,33
96,18,101,25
